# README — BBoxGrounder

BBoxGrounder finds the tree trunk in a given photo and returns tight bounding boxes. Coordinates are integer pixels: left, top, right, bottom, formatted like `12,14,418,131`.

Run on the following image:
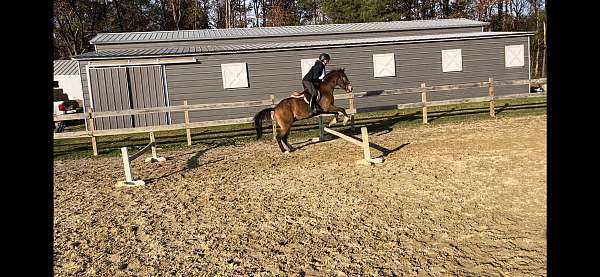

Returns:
160,0,169,29
261,0,266,26
442,0,450,18
114,1,125,32
243,0,247,27
171,0,181,30
542,22,546,77
534,41,541,78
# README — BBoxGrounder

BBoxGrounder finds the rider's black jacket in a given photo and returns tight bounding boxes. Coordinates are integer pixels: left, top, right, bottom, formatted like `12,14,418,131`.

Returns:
302,60,326,83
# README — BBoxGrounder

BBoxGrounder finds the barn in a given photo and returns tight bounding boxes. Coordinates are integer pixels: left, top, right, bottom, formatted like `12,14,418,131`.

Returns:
54,60,84,105
73,18,533,130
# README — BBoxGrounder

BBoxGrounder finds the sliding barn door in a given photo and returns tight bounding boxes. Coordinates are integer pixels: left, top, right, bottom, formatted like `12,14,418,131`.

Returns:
88,65,169,130
127,66,169,127
88,67,133,130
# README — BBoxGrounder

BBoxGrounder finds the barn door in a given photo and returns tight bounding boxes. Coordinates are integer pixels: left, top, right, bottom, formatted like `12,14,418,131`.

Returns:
88,65,169,130
127,66,169,127
88,67,133,130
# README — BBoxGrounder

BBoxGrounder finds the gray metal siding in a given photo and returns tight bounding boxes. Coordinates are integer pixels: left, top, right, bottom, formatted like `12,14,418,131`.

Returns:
163,35,529,124
128,66,169,127
88,67,133,129
95,27,483,51
82,65,169,130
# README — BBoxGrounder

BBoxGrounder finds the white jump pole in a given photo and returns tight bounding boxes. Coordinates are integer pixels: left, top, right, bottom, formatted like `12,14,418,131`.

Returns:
116,132,165,187
145,132,166,163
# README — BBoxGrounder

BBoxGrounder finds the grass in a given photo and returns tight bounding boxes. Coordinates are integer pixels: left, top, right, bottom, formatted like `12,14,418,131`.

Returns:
53,96,547,160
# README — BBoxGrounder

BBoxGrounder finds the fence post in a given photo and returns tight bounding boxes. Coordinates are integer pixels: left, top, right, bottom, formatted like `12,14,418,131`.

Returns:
89,108,98,156
318,116,325,141
183,100,192,146
349,93,356,133
488,77,496,118
270,95,276,141
421,83,428,124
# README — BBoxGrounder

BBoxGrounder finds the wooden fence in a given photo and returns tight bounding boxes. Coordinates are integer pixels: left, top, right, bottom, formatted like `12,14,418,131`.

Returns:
54,77,547,156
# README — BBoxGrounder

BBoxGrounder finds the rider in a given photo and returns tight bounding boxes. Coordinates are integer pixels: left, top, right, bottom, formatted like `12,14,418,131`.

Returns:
303,53,330,116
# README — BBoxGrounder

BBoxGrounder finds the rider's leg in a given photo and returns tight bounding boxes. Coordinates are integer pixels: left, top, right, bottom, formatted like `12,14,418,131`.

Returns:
311,82,323,113
303,80,319,115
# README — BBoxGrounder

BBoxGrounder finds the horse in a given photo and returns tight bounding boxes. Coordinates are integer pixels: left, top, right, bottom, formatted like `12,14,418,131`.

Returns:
253,68,353,153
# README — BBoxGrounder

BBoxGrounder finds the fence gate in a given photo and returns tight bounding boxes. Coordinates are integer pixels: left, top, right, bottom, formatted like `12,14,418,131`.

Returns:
88,65,169,130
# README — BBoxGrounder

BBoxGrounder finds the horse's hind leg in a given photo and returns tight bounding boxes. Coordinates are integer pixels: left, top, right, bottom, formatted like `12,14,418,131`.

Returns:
275,130,288,153
282,132,296,152
274,110,294,153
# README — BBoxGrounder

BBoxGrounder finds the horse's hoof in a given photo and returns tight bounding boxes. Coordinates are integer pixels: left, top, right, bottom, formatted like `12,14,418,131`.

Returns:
328,118,338,127
284,150,290,154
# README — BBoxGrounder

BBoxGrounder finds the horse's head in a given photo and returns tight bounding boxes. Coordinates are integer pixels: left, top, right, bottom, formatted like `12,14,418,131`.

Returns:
327,68,353,93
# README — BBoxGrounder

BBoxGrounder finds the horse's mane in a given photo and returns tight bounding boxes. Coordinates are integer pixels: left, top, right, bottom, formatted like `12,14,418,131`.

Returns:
323,68,345,82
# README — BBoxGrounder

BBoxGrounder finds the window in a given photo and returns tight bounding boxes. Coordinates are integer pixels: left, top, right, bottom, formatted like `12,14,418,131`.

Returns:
221,63,249,89
441,49,463,72
373,53,396,77
301,58,318,78
505,45,525,67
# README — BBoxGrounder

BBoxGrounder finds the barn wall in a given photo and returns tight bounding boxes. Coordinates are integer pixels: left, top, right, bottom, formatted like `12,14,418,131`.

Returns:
162,35,530,124
94,26,483,51
54,75,84,101
79,60,91,111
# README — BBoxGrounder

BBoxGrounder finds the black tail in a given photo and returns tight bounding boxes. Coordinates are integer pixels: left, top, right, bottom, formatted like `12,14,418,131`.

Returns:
254,107,275,139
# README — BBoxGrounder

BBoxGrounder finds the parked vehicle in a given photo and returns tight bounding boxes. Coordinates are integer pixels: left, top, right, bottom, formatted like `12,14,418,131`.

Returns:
54,101,66,133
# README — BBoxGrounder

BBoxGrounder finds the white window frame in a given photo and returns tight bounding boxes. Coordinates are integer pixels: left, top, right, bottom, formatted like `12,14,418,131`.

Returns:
221,62,249,89
301,58,318,78
441,49,463,73
372,53,396,78
505,44,525,68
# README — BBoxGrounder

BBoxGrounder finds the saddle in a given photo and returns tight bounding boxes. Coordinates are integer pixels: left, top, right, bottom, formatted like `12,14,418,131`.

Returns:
291,89,320,104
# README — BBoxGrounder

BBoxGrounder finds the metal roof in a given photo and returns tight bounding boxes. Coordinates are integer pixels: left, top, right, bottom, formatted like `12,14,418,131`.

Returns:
54,60,79,75
90,18,489,45
76,32,533,60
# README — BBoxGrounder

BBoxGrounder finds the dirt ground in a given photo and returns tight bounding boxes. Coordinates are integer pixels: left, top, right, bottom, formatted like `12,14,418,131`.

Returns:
53,115,547,276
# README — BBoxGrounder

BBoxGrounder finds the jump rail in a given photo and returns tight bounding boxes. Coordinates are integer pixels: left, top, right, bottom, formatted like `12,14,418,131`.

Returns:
116,132,166,187
315,115,383,165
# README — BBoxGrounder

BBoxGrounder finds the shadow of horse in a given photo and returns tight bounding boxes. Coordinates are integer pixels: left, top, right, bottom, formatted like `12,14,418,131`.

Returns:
292,129,410,159
144,143,225,184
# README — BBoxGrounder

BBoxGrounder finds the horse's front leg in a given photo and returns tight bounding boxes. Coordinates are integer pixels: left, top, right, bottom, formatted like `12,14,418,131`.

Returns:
324,106,350,126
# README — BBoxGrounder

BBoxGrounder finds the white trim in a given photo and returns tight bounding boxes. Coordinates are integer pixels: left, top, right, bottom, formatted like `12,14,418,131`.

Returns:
161,65,172,125
87,57,198,67
372,53,396,77
85,64,94,112
441,49,463,72
528,37,532,93
79,61,89,132
504,45,525,68
301,58,318,78
221,63,249,89
85,64,94,131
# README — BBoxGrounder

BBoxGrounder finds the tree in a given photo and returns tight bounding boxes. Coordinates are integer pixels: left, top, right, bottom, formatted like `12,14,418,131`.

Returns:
268,0,297,26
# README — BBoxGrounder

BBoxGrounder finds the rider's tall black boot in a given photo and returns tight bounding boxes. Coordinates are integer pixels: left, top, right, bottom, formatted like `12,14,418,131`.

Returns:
310,93,321,116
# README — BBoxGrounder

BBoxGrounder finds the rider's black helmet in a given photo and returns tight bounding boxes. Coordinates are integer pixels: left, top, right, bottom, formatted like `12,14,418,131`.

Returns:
319,53,331,62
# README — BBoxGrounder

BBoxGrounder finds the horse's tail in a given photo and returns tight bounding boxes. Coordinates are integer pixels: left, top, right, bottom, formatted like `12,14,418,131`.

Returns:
254,107,275,139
